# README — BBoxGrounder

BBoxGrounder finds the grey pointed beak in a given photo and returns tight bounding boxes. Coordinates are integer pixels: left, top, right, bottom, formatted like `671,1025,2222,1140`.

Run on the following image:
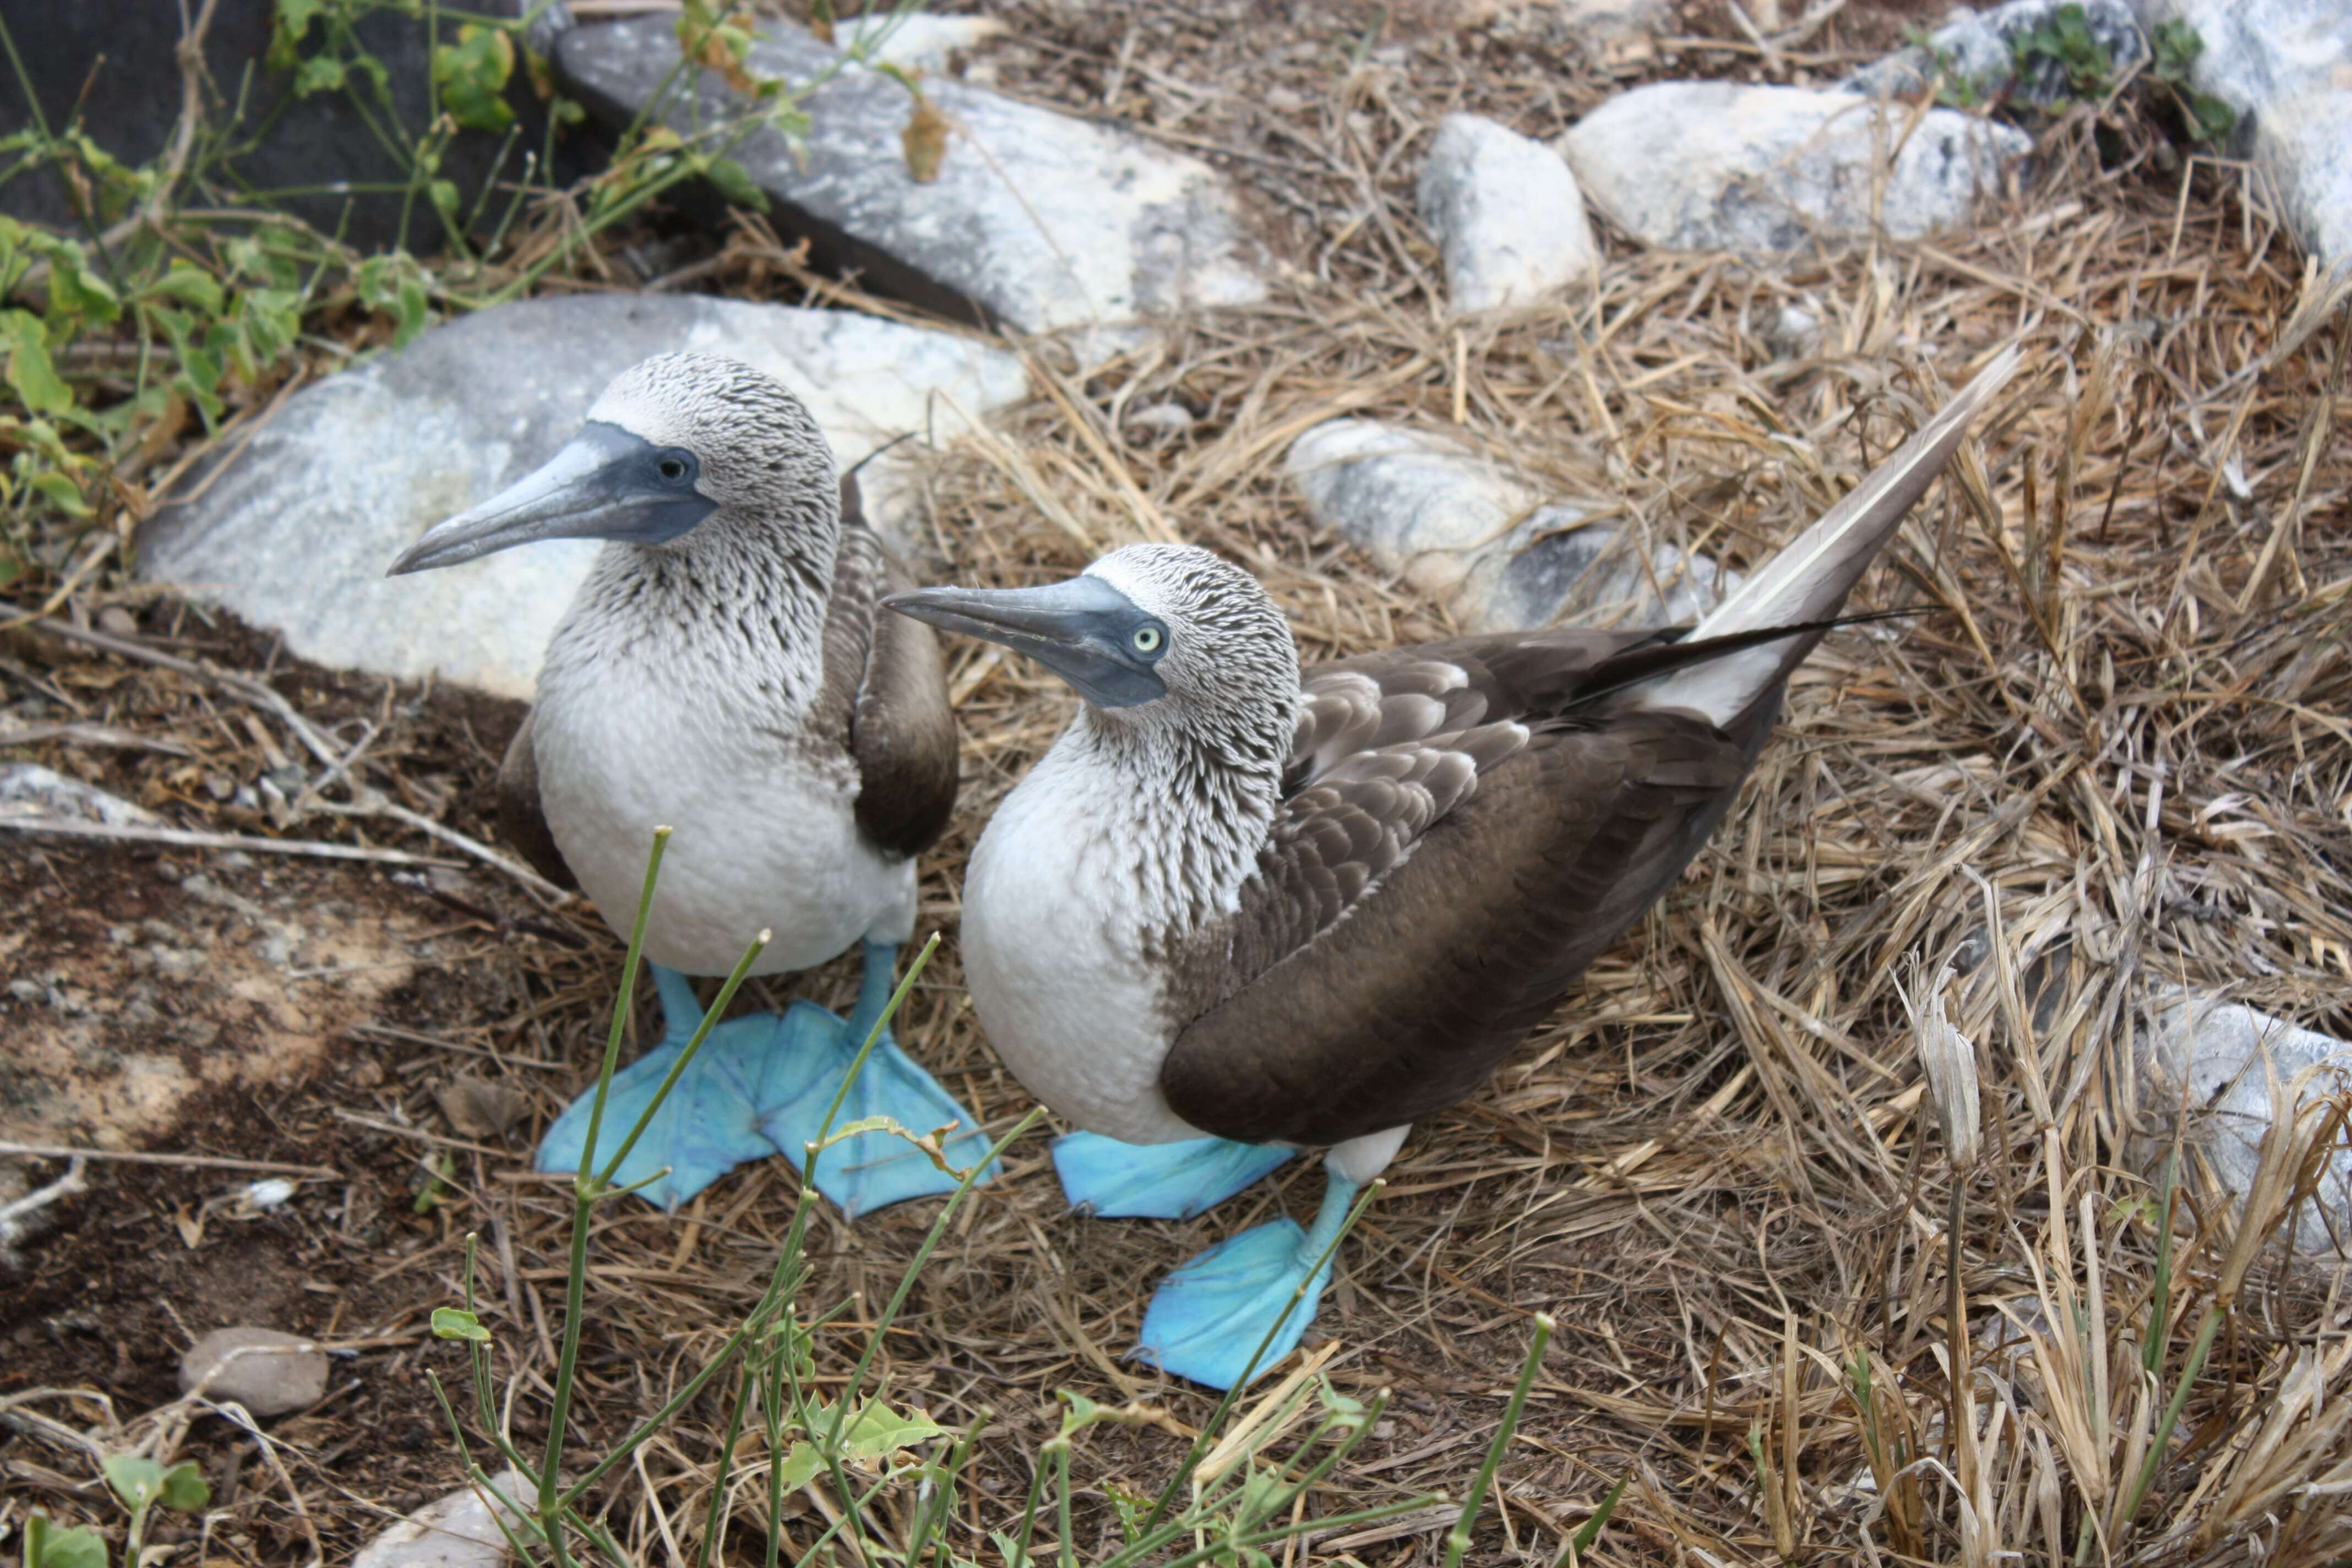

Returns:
883,575,1170,709
386,422,718,576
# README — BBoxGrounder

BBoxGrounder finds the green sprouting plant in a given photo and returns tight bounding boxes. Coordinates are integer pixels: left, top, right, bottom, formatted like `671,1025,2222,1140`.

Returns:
2008,3,2113,107
2148,19,2237,144
1899,24,1984,111
18,1451,211,1568
0,0,842,588
420,829,1548,1566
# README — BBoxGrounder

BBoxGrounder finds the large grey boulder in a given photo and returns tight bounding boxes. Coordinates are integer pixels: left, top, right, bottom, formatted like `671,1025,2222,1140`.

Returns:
138,294,1029,699
554,18,1271,339
2139,994,2351,1255
2131,0,2352,275
1844,0,2147,107
1417,114,1598,315
1562,83,2032,252
1286,419,1729,634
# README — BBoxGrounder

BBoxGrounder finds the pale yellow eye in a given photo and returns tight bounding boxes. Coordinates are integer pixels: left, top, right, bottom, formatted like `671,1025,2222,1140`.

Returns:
1133,626,1163,654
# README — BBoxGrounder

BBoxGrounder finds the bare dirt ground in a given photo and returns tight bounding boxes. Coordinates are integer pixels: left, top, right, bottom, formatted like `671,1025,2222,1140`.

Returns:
7,1,2351,1564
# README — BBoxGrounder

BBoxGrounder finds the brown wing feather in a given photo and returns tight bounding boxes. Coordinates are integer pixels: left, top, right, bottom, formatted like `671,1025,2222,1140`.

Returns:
822,474,959,861
495,711,577,891
1159,631,1771,1148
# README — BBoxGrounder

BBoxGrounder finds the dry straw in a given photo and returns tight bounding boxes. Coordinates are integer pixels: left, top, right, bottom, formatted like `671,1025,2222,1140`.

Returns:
6,10,2352,1564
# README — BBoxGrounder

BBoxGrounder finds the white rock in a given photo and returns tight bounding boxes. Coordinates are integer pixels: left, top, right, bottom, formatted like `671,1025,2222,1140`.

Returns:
0,764,164,827
837,12,1005,75
1286,419,1730,633
179,1326,329,1417
1417,114,1598,315
2131,0,2352,274
137,294,1028,699
556,18,1270,340
2139,994,2352,1254
1561,83,2031,252
354,1469,532,1568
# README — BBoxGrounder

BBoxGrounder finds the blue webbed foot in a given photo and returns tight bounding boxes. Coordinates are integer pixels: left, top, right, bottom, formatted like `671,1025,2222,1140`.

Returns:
537,948,997,1218
761,941,1001,1219
537,966,835,1211
1053,1131,1293,1219
1134,1173,1360,1390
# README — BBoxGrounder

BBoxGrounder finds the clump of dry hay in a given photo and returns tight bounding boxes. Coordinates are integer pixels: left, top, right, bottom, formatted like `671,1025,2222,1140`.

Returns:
7,10,2351,1564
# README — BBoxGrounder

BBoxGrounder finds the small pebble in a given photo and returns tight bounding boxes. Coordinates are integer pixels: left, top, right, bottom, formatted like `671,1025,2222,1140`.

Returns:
437,1075,531,1140
179,1326,329,1417
96,606,139,638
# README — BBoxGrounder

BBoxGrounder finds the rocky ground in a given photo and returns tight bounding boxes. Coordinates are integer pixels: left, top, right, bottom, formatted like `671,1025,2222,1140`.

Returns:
4,1,2350,1565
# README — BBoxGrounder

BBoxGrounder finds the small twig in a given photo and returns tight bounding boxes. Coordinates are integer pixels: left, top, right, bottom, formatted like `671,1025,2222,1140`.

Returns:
0,1141,336,1177
0,1155,88,1265
2,814,463,868
24,614,344,767
318,792,572,905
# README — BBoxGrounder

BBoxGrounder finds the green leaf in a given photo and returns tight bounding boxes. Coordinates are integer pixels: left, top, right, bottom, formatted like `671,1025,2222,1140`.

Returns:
432,1306,492,1342
141,263,225,315
699,156,769,212
775,1441,825,1493
43,245,121,329
269,0,328,70
2,310,72,415
839,1398,946,1461
104,1453,167,1510
293,54,346,96
433,25,518,134
157,1461,211,1513
29,469,92,517
26,1514,108,1568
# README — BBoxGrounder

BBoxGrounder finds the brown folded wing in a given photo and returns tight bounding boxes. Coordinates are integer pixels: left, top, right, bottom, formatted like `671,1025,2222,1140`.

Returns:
1158,630,1776,1148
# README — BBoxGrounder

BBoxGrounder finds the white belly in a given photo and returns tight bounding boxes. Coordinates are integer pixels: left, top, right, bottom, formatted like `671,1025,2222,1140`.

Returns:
531,660,914,978
961,765,1200,1145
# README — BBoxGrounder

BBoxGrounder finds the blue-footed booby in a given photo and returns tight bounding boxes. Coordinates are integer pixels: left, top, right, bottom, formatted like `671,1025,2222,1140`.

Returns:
388,351,998,1217
886,348,2019,1388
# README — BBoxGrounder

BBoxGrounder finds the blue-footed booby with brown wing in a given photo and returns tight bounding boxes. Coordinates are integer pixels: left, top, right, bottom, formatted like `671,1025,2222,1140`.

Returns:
886,347,2019,1388
388,351,998,1217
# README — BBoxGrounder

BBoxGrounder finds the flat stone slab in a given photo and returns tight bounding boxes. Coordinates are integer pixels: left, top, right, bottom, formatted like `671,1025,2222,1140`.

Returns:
554,17,1271,337
1417,113,1598,315
2131,0,2352,274
1287,418,1730,634
138,293,1028,698
1562,83,2031,252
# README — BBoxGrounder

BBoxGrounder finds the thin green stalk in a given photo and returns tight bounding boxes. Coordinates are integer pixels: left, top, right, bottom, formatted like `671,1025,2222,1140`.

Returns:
594,925,771,1185
1055,1440,1076,1568
1445,1314,1554,1568
763,1320,790,1568
2121,1303,2222,1529
1553,1473,1628,1568
1137,1178,1384,1538
1005,1436,1055,1568
2143,1147,2180,1379
695,1359,760,1568
538,827,672,1538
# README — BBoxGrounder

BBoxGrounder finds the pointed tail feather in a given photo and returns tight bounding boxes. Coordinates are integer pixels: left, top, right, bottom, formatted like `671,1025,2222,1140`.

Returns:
1632,345,2021,727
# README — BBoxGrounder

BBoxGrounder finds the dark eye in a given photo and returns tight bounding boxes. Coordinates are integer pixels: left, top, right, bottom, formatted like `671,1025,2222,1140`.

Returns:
657,456,689,482
1131,625,1164,655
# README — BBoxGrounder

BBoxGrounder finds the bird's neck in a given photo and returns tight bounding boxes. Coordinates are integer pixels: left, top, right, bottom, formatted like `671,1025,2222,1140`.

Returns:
561,509,838,714
1031,695,1295,937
